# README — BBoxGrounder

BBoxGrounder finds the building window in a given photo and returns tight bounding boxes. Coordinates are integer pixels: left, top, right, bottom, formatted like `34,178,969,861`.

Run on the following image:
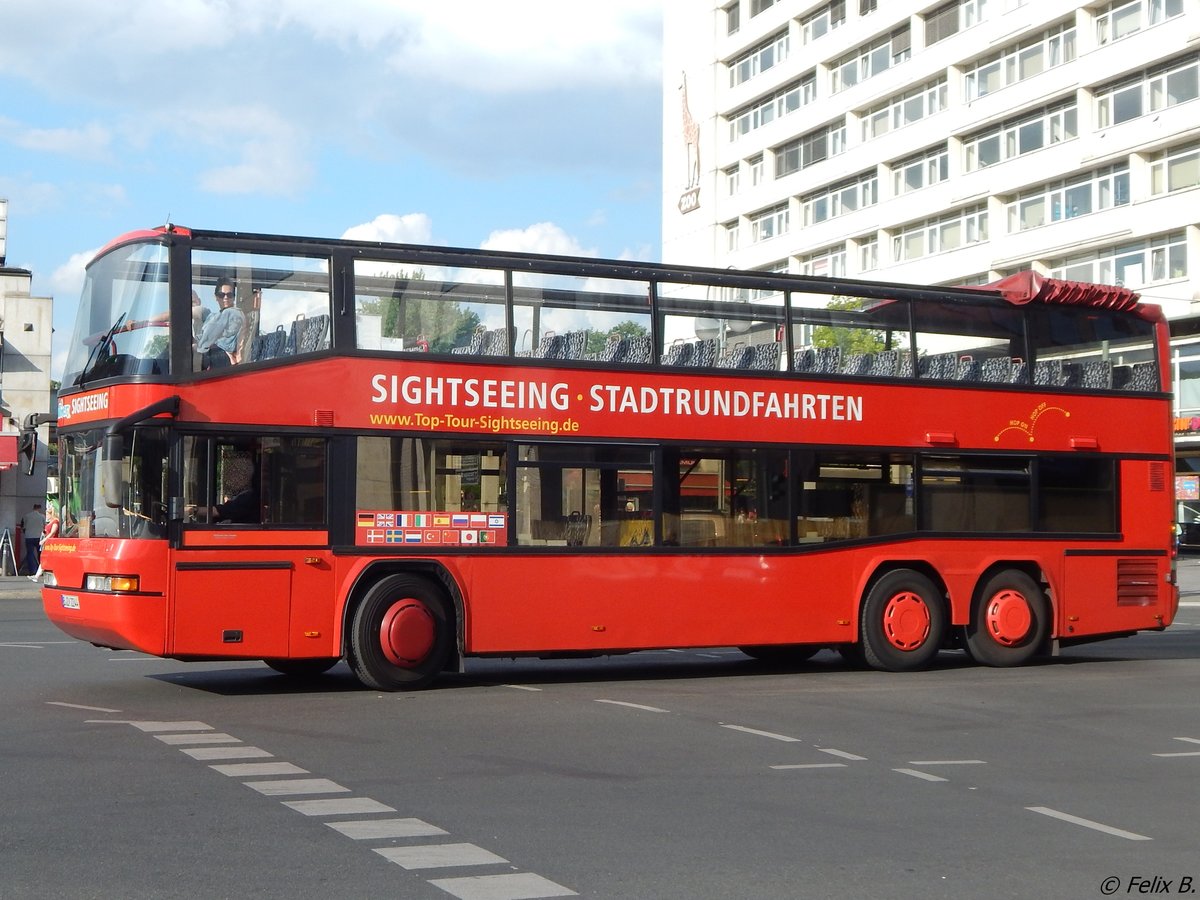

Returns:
729,29,789,87
803,171,879,226
750,0,775,15
728,75,816,142
750,204,790,243
831,26,911,93
1007,165,1130,232
925,0,991,46
798,246,847,277
775,123,846,178
749,154,764,186
801,1,846,44
858,236,879,272
1096,54,1200,127
861,77,948,141
725,2,740,35
1096,0,1184,46
892,206,988,261
963,102,1077,171
724,221,740,252
891,146,950,195
1049,231,1187,287
724,165,740,196
1150,142,1200,195
963,22,1076,100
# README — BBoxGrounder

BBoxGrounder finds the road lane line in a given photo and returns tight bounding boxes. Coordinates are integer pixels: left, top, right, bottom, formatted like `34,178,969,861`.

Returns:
595,699,668,713
211,762,309,777
127,720,214,732
244,778,349,796
817,748,867,760
283,797,396,816
428,872,579,899
770,763,847,770
1026,807,1151,840
47,701,122,712
502,684,542,691
908,759,986,765
325,818,449,840
1173,737,1200,744
180,746,272,761
1153,751,1200,757
155,732,241,745
374,843,508,870
893,768,948,782
720,724,801,742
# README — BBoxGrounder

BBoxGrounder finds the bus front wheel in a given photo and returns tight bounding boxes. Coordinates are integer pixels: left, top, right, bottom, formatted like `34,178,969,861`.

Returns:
965,570,1048,667
859,569,946,672
349,575,451,691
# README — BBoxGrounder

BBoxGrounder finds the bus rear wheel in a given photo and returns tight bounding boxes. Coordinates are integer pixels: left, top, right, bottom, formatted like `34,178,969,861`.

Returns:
860,569,945,672
966,570,1048,667
349,574,451,691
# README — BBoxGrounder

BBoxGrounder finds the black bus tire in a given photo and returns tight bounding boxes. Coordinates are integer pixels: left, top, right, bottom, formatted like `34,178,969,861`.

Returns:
349,574,452,691
263,657,339,677
860,569,946,672
965,570,1049,667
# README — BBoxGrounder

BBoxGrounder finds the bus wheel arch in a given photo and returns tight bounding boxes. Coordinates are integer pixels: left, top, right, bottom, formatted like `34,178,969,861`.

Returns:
965,566,1050,667
858,564,948,672
345,564,462,691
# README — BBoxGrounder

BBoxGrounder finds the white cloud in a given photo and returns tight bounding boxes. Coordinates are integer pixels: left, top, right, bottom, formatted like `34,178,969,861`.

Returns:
48,248,94,301
341,213,434,245
481,222,596,258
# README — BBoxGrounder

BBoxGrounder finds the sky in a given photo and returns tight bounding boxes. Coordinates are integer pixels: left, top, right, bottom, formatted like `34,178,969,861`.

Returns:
0,0,665,378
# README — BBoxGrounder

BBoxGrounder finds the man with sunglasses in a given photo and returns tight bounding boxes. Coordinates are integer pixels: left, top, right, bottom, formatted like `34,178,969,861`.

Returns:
196,277,246,369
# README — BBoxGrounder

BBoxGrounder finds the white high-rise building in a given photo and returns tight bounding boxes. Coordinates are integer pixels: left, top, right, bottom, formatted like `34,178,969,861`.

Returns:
661,0,1200,532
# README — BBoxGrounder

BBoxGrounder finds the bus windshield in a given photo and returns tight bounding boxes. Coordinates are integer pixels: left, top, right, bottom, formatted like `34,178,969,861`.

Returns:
59,426,170,539
62,240,171,387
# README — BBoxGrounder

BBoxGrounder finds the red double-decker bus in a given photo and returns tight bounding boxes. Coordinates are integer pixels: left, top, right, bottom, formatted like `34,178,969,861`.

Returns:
37,226,1177,689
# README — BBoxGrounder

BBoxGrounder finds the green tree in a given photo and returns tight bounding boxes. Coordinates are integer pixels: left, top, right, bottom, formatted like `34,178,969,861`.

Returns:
585,319,650,356
812,296,885,354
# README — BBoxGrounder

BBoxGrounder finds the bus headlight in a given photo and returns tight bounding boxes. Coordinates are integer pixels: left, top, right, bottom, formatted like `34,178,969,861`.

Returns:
43,571,57,587
85,574,140,593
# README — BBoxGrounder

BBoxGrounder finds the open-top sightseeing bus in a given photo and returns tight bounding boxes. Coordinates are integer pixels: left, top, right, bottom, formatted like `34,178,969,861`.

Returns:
36,225,1177,689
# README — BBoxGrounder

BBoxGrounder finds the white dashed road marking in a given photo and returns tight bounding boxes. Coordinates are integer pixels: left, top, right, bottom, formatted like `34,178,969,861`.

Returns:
283,797,396,816
180,745,273,761
429,872,579,900
244,778,350,796
720,724,802,742
893,768,949,782
326,818,448,840
594,699,668,713
817,748,867,760
211,762,308,777
770,763,847,770
374,842,509,870
1026,806,1151,840
155,732,241,745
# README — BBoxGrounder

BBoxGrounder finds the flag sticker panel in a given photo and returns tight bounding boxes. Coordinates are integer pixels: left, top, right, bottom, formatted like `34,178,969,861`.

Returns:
355,511,507,547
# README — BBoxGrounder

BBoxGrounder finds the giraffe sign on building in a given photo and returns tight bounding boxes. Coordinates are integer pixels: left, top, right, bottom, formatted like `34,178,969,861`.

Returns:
677,71,701,214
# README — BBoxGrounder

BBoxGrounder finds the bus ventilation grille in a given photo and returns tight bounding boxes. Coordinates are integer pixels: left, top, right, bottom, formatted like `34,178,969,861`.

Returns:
313,409,334,427
1149,461,1166,492
1116,558,1158,607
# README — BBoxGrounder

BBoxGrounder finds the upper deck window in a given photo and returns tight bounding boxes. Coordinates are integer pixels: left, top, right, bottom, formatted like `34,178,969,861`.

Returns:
63,241,171,387
192,249,331,370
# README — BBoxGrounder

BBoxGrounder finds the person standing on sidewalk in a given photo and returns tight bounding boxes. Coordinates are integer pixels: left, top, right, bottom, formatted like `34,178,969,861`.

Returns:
29,504,59,582
20,503,45,576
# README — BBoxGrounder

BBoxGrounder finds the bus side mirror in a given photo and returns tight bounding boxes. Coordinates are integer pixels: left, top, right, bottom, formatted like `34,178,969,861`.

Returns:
18,430,36,476
100,433,124,509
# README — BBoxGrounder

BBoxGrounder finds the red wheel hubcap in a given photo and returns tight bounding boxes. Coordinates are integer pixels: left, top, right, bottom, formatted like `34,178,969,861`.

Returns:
379,599,435,668
985,590,1032,646
882,591,931,651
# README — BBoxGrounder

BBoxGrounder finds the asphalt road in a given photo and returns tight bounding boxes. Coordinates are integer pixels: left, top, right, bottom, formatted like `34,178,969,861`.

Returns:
3,571,1198,900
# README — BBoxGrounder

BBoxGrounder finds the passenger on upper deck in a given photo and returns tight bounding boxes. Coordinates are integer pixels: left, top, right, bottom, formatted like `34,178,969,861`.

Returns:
195,277,246,370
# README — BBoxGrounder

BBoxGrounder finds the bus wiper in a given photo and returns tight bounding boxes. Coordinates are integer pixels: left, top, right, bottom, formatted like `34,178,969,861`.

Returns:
76,312,128,387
